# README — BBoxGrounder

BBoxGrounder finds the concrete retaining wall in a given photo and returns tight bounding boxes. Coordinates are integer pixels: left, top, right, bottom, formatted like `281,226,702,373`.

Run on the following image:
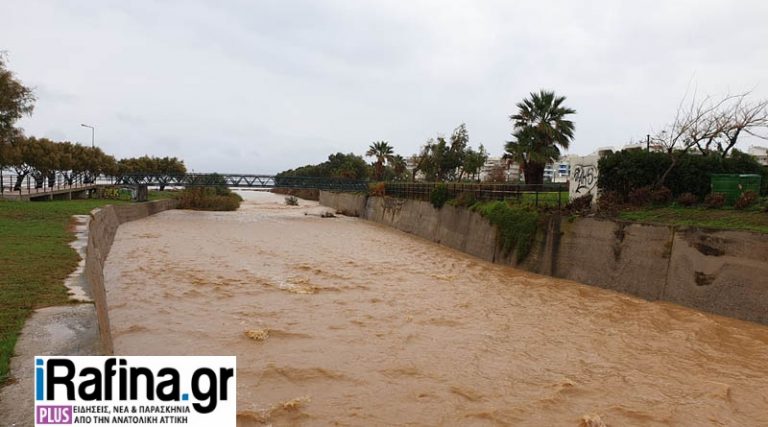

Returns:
319,191,768,324
85,199,178,353
319,191,368,217
0,199,178,425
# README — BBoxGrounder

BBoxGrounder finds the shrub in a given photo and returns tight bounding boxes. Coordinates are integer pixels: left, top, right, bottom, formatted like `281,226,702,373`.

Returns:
369,182,386,197
734,191,758,210
566,194,593,212
676,192,698,207
704,193,726,209
473,201,540,262
598,149,765,199
430,183,451,209
285,196,299,206
452,191,477,207
650,186,673,204
177,187,242,211
597,191,623,216
628,186,652,206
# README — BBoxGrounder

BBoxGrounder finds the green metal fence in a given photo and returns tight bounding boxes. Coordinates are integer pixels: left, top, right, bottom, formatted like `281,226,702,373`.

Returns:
383,181,569,208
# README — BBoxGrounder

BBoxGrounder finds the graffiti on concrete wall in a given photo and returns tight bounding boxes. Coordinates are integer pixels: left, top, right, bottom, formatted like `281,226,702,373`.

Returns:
572,164,598,195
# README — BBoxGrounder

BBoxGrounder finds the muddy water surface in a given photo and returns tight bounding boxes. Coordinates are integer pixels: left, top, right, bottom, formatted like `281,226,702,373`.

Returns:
104,192,768,426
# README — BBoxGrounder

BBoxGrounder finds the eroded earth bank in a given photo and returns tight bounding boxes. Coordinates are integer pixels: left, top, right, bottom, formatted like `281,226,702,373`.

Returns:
104,192,768,426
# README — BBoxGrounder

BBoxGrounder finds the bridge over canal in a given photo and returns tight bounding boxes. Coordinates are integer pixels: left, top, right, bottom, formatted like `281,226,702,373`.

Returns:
1,172,367,201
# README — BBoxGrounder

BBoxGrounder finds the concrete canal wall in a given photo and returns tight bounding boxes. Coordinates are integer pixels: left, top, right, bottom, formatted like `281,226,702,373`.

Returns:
85,199,178,353
319,191,768,325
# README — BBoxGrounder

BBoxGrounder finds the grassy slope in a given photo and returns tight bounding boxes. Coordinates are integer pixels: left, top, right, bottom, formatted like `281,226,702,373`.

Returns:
618,206,768,234
0,199,125,383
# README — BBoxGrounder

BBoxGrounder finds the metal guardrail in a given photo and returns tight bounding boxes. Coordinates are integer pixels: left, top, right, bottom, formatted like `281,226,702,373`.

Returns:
383,181,569,208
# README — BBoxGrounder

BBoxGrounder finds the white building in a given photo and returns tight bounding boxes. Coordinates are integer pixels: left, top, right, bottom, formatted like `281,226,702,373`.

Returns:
748,145,768,166
544,156,574,183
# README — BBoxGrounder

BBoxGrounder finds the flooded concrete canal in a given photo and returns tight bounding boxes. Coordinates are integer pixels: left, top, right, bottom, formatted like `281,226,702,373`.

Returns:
104,192,768,426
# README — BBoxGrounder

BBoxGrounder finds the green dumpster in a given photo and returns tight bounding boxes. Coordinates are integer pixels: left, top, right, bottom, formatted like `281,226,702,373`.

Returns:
710,174,762,204
738,174,762,194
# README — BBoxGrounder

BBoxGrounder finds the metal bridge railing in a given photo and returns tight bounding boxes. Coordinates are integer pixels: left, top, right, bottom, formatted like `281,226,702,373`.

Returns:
1,172,90,196
104,174,369,191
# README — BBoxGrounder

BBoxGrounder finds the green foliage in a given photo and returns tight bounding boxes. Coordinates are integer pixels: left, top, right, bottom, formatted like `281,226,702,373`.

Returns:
0,54,35,140
473,201,540,262
276,152,370,180
414,124,487,181
366,141,394,181
285,196,299,206
117,156,186,175
505,90,575,185
430,183,450,209
176,187,242,211
598,149,766,199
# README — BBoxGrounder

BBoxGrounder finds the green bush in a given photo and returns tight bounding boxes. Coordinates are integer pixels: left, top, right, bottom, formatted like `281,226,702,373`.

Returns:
285,196,299,206
598,150,766,200
430,183,451,209
473,201,540,262
177,187,242,211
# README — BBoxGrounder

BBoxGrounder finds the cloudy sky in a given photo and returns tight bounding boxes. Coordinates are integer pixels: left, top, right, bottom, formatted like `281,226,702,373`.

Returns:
2,0,768,173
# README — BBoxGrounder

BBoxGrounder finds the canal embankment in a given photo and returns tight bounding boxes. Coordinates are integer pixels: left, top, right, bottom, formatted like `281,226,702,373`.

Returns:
319,191,768,324
0,199,177,426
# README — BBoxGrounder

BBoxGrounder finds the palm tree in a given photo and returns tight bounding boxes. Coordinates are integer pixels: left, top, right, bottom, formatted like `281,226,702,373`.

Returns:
366,141,394,181
505,90,575,185
390,154,408,180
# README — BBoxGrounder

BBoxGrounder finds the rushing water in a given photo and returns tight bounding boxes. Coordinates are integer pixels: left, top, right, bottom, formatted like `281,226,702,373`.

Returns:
104,192,768,426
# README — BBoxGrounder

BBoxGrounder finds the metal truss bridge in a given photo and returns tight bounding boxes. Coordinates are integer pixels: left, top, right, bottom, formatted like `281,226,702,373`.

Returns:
110,174,368,191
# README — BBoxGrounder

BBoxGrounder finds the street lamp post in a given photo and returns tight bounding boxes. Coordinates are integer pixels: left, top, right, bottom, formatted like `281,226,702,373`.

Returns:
80,123,95,148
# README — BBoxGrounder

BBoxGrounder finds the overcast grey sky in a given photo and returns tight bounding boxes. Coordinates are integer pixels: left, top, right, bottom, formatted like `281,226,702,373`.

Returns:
2,0,768,173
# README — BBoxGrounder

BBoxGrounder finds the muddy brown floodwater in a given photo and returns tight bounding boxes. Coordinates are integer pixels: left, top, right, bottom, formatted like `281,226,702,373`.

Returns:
104,192,768,426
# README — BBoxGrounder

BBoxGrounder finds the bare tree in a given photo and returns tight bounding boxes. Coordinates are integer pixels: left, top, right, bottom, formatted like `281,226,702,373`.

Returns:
652,91,768,187
711,95,768,156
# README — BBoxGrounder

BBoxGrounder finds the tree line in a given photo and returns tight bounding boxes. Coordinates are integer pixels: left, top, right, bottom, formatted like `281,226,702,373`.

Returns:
0,54,185,191
278,91,576,185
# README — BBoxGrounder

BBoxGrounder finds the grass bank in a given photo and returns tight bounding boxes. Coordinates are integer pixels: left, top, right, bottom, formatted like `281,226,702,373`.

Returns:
619,206,768,234
0,199,126,383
